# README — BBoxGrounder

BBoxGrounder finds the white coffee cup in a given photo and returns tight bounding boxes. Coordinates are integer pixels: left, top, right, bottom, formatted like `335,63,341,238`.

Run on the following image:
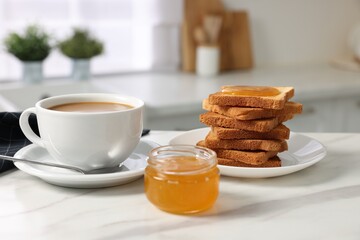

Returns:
20,93,144,171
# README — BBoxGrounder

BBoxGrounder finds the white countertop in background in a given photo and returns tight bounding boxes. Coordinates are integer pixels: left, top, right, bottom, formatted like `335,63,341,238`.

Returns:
1,64,360,114
71,64,360,110
0,131,360,240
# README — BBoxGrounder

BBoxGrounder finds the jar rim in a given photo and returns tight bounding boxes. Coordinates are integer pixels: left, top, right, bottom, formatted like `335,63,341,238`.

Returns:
147,145,217,175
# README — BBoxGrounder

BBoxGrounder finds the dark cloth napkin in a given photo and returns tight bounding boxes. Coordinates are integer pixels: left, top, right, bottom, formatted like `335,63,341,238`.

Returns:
0,112,151,174
0,112,39,173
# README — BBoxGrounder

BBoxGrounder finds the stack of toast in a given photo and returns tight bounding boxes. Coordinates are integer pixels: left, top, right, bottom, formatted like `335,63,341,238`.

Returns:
198,86,303,168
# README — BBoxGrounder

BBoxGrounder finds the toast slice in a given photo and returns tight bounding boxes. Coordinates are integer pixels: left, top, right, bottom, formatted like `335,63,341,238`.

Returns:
197,140,277,165
208,86,294,109
205,131,288,151
218,156,281,168
212,124,290,140
200,112,294,132
203,98,302,120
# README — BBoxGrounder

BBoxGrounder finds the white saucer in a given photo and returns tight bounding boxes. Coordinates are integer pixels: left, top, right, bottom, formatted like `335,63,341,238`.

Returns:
14,139,160,188
169,128,327,178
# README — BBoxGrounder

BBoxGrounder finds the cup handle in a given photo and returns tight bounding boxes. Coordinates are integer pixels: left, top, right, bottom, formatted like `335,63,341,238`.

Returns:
19,107,45,148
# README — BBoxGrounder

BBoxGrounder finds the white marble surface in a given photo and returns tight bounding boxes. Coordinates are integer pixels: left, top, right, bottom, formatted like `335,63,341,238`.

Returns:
0,131,360,240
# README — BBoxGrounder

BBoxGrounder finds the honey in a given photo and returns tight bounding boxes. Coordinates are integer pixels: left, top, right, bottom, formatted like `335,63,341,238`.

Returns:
145,145,219,214
221,85,281,96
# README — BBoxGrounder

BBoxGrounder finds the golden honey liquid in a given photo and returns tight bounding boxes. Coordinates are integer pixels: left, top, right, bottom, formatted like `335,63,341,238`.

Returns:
144,156,219,214
221,85,281,96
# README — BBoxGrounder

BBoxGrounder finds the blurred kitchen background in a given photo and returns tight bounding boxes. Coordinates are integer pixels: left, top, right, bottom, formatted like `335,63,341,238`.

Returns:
1,0,360,132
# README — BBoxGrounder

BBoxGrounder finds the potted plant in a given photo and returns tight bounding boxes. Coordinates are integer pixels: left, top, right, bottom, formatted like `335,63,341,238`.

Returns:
59,28,103,80
4,25,51,83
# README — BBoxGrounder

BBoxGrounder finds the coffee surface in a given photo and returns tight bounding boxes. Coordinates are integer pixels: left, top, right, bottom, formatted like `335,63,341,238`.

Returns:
49,102,133,112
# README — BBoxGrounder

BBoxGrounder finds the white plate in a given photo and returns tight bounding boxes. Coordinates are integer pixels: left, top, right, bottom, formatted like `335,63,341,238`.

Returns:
14,139,160,188
169,128,327,178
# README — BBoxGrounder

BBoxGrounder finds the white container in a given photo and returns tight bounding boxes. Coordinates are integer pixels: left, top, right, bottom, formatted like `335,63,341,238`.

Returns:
22,61,43,84
196,46,220,77
72,59,91,81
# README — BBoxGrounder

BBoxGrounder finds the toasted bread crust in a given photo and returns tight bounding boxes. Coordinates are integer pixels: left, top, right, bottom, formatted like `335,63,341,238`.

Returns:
218,156,281,168
216,149,278,165
205,131,288,151
200,112,293,132
208,87,294,109
212,124,290,140
203,99,302,120
197,140,278,165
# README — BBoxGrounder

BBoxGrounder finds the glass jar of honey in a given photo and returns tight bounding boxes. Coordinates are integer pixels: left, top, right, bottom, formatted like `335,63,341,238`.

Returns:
145,145,219,214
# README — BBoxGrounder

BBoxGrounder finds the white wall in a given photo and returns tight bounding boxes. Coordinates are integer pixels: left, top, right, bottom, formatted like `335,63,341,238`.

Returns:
223,0,360,66
132,0,183,70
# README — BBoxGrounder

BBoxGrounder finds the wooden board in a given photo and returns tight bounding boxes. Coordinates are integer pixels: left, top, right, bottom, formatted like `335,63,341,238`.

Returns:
181,0,253,72
219,11,253,70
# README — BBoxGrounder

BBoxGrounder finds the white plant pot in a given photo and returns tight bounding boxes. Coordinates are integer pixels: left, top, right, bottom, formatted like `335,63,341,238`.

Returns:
22,61,43,84
72,59,91,81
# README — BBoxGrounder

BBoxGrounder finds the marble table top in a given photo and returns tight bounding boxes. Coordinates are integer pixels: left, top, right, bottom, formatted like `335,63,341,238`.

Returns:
0,131,360,240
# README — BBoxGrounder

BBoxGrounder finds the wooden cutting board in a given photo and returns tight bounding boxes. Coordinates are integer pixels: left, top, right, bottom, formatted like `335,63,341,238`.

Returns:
181,0,253,72
219,11,253,70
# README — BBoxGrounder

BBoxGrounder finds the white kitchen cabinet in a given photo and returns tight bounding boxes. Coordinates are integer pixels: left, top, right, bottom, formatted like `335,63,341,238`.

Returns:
145,108,207,131
342,97,360,132
285,99,344,132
